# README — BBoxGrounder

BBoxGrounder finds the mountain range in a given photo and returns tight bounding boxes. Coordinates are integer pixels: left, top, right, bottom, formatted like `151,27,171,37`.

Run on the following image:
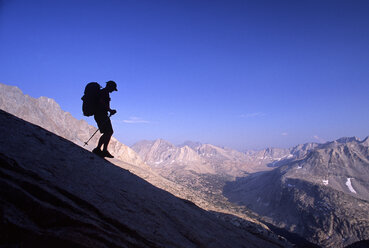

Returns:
132,139,318,177
224,137,369,247
1,82,368,247
132,137,369,247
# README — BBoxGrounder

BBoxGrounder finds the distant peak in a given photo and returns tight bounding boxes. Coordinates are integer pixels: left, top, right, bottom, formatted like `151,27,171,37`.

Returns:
336,137,360,144
153,138,173,146
179,140,202,148
362,136,369,146
0,83,23,95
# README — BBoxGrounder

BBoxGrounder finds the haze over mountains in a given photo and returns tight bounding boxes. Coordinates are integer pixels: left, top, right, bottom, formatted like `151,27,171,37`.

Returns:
1,82,368,247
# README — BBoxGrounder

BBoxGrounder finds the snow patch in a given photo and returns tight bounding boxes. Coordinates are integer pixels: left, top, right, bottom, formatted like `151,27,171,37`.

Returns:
297,166,302,169
322,180,329,185
345,178,357,194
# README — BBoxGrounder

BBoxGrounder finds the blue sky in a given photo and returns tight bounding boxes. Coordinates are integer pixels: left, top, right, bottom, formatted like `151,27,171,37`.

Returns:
0,0,368,150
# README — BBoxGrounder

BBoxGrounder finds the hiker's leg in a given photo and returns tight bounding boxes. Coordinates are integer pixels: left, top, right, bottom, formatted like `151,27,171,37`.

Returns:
94,114,111,151
96,134,105,150
102,130,113,152
102,118,113,152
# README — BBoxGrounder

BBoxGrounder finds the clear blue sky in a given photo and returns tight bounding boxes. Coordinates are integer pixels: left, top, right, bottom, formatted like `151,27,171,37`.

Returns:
1,0,368,150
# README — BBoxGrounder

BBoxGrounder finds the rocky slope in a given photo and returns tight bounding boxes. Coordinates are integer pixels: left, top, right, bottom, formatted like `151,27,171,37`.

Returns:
0,109,292,248
0,83,144,167
224,137,369,247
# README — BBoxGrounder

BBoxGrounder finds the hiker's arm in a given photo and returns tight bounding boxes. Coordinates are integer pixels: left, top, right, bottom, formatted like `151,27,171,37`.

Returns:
100,98,116,115
99,93,116,115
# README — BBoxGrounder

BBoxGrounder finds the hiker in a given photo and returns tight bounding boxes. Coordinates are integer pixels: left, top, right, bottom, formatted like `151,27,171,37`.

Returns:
92,80,118,158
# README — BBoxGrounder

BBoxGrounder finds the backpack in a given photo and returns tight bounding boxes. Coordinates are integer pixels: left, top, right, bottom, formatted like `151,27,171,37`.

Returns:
81,82,101,116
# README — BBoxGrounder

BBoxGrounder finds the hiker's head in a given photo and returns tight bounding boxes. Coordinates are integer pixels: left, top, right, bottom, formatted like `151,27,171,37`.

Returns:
106,81,118,92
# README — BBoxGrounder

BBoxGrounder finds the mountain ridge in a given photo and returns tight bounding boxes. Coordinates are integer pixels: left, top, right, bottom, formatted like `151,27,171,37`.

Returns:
132,138,320,176
224,136,369,247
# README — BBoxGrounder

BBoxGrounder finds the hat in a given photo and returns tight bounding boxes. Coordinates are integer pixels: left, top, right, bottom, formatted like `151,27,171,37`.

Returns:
106,80,118,91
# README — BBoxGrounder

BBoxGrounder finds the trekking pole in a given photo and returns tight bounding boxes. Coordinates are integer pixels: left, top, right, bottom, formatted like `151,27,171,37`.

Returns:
83,113,113,147
83,128,100,147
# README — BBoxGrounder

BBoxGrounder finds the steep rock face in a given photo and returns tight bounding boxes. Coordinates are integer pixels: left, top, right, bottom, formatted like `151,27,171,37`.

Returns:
0,83,145,167
0,109,287,248
224,137,369,248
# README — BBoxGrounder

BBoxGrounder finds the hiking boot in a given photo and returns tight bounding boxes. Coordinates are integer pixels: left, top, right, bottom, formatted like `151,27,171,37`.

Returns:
102,150,114,158
92,148,103,157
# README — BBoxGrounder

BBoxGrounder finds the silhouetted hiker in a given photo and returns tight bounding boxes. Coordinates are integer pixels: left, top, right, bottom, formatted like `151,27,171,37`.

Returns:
92,81,118,158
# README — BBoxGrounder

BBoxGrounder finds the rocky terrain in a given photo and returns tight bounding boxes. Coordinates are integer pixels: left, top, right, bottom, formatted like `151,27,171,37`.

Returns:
224,137,369,247
0,83,144,167
132,135,369,247
0,109,290,248
2,82,368,247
